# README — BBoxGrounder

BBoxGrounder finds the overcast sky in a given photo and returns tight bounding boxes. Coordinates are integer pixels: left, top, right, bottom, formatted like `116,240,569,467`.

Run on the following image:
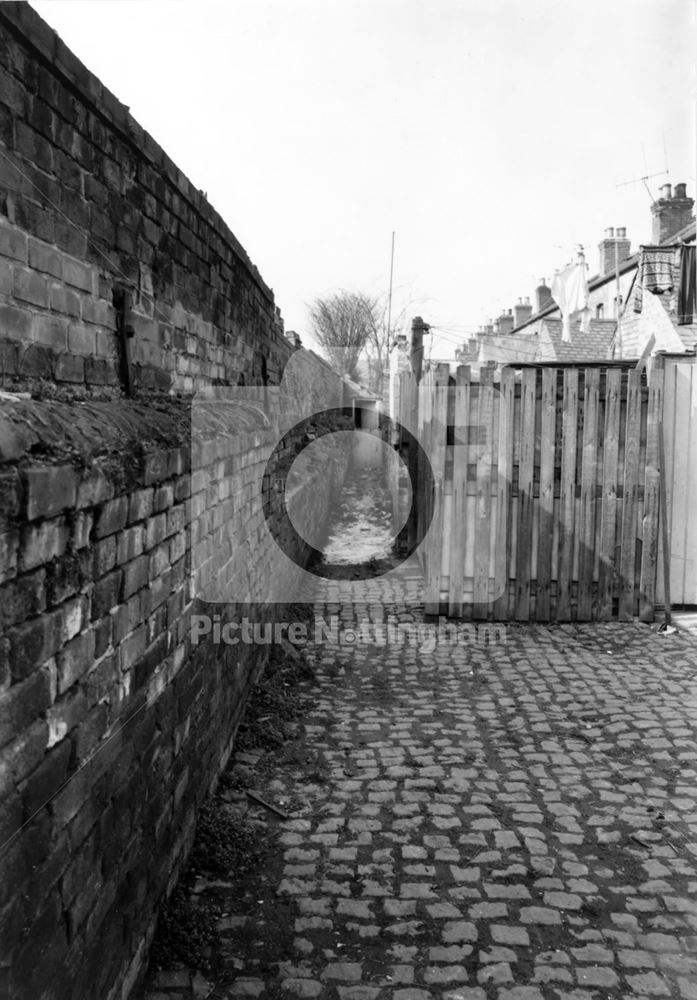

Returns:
31,0,696,358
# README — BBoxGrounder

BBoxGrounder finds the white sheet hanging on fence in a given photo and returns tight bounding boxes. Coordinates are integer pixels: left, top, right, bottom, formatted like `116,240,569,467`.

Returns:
551,261,590,342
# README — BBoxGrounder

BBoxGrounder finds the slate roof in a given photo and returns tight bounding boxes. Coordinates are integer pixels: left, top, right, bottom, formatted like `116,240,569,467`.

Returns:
478,333,539,364
538,319,617,362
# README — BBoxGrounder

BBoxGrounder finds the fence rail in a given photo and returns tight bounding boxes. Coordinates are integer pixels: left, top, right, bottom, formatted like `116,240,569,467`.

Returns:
397,359,665,622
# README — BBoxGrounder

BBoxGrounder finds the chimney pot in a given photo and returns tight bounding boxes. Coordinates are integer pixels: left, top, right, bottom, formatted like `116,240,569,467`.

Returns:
598,227,631,277
497,310,515,334
652,182,694,242
513,298,533,328
535,278,553,313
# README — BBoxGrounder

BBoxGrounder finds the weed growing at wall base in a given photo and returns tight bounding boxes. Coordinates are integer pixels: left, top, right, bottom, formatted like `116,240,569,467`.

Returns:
191,614,506,653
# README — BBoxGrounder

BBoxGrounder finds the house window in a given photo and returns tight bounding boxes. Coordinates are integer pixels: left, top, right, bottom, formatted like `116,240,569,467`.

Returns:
596,303,604,319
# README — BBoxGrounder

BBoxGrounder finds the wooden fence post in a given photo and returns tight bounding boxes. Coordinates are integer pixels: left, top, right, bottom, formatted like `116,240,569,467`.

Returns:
448,365,470,618
473,364,494,619
639,355,664,621
494,367,515,620
515,368,537,621
598,368,622,620
536,367,556,621
577,368,600,620
618,368,642,619
557,369,579,621
410,316,427,383
424,364,449,616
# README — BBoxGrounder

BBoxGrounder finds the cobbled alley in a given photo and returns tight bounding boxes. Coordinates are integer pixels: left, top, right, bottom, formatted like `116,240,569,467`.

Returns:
1,10,696,1000
143,570,697,1000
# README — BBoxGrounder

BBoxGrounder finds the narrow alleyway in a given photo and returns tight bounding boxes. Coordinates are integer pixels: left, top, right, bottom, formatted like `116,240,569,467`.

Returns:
143,558,697,1000
317,465,399,572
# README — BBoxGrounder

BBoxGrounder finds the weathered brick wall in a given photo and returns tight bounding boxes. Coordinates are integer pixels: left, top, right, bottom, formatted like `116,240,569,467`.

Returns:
0,395,351,1000
0,5,358,998
0,2,292,395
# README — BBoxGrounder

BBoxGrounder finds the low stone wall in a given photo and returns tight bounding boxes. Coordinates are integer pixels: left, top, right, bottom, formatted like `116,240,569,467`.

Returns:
0,395,350,1000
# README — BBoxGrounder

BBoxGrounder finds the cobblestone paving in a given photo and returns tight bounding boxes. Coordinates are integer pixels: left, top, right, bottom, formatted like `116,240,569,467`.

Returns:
145,575,697,1000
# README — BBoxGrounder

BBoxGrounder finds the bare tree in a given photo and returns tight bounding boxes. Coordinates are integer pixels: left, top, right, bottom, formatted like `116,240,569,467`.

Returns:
308,291,377,382
362,293,410,397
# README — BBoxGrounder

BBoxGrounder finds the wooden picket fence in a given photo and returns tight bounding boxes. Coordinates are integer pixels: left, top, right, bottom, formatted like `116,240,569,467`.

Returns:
396,359,665,622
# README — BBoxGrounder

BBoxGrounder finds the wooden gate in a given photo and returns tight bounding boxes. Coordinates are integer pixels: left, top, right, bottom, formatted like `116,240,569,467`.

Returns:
396,359,665,622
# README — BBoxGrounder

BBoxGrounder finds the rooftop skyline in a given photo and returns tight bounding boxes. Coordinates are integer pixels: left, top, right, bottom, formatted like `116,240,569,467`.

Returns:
31,0,696,358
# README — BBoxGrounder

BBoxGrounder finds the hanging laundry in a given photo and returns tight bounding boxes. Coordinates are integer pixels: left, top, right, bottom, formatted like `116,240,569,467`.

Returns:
678,244,696,325
633,246,679,313
550,260,589,343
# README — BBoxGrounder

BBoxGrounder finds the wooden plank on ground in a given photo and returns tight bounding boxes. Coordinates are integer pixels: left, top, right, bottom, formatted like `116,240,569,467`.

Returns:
618,368,642,619
536,367,556,621
639,356,664,621
424,364,450,616
473,364,494,619
557,368,579,621
448,365,470,617
493,367,514,620
577,368,600,620
598,368,621,619
515,368,537,621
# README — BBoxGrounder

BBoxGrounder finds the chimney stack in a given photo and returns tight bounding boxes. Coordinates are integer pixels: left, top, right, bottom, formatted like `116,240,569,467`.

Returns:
513,297,533,328
652,181,694,244
496,309,515,335
536,278,553,313
598,227,631,277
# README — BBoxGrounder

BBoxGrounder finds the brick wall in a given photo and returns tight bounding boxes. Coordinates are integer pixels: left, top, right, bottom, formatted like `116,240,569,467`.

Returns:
0,4,357,999
0,395,351,1000
0,2,292,396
